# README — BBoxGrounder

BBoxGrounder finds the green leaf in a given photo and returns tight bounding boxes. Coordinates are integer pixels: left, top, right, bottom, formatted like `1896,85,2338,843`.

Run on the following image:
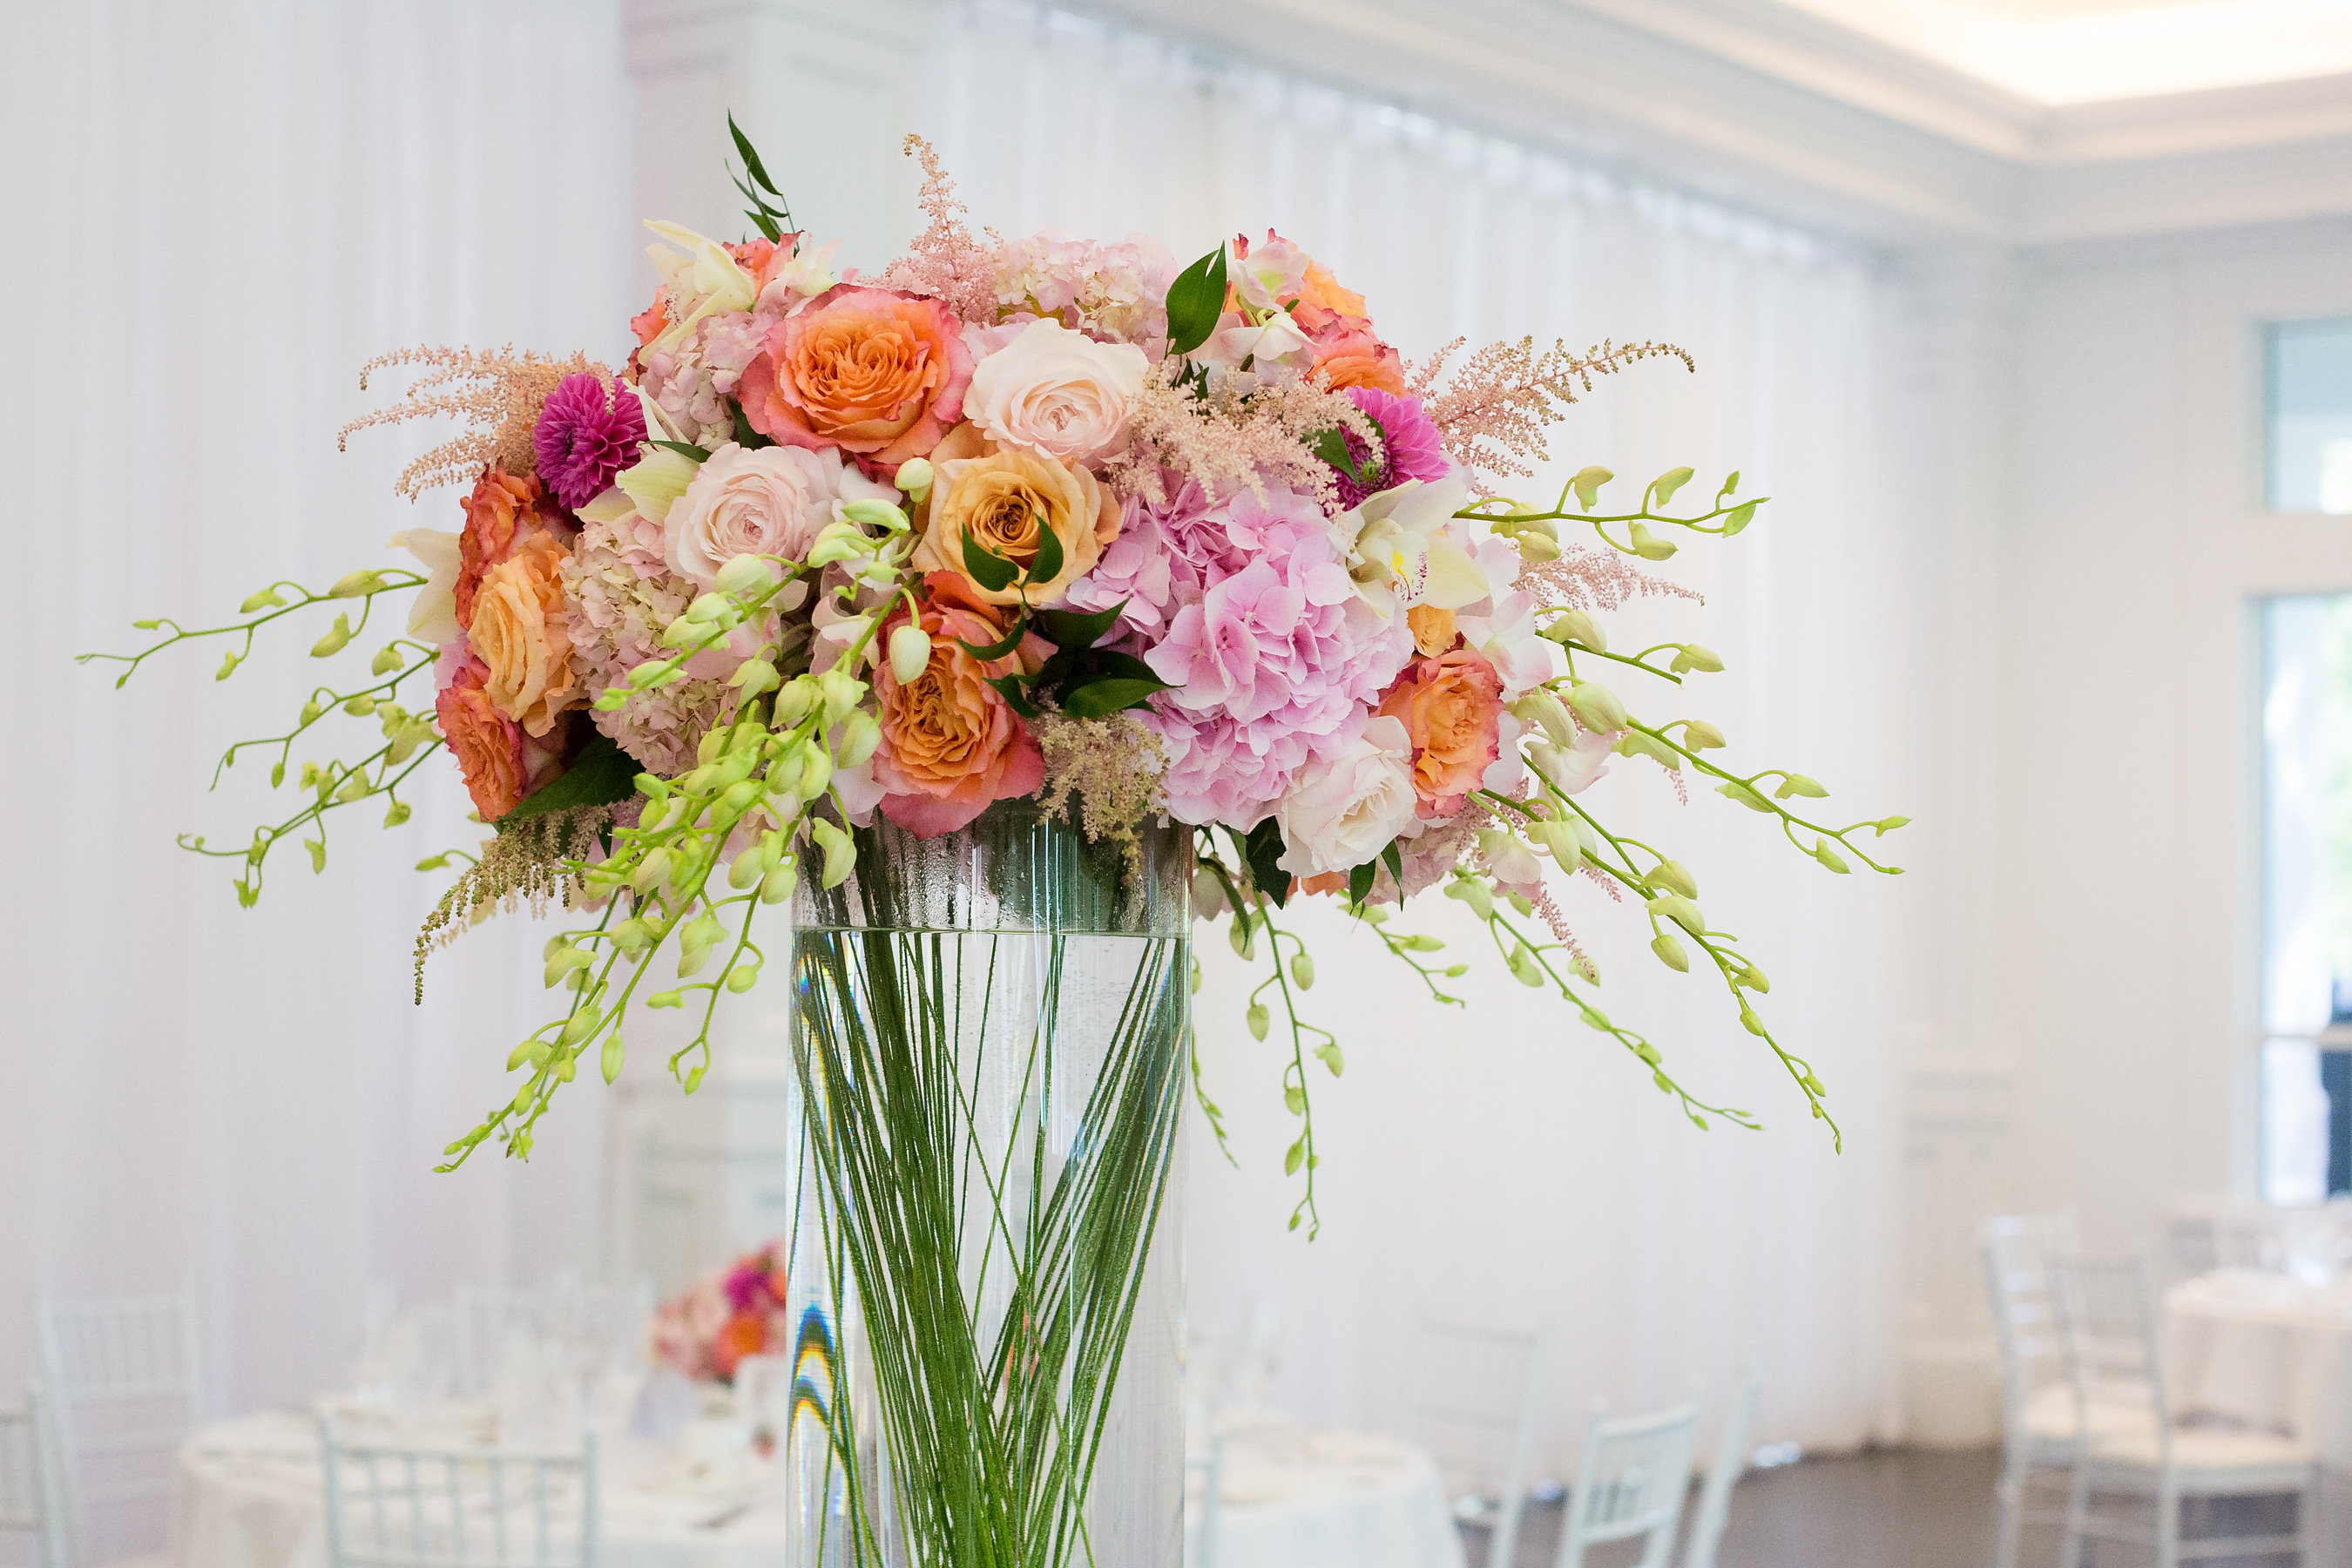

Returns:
985,672,1044,719
1348,861,1376,908
1240,819,1290,909
1308,427,1370,484
500,732,638,823
1382,841,1404,890
729,112,786,200
1026,516,1064,585
729,400,774,450
1058,678,1169,719
1085,649,1172,688
954,613,1031,662
1036,601,1125,652
960,534,1018,593
1165,245,1229,357
649,439,711,462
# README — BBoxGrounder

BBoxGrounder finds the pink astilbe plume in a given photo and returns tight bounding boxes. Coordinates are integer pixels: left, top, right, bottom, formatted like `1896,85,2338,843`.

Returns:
341,345,611,499
1110,362,1381,510
1409,336,1693,489
875,135,1001,324
1516,542,1701,612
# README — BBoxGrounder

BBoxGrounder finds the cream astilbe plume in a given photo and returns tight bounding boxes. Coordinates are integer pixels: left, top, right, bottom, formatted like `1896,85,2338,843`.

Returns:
1035,713,1168,875
340,345,612,499
1110,362,1382,508
410,804,618,1001
1409,336,1692,489
875,135,1002,324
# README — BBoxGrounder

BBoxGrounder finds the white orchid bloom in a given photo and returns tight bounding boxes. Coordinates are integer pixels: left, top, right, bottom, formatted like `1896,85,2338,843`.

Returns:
755,238,840,314
644,220,758,350
1329,476,1484,621
1190,310,1313,374
385,528,461,645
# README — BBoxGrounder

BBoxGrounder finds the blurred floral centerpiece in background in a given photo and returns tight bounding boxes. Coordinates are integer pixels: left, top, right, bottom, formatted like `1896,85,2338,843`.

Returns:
93,123,1902,1568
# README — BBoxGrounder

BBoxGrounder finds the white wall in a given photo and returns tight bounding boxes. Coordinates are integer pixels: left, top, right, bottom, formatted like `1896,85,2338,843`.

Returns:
1997,225,2352,1252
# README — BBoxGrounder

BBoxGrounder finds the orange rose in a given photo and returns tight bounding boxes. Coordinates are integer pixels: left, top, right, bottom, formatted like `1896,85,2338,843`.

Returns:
456,466,569,632
436,659,531,819
1406,605,1459,658
870,574,1048,837
469,532,579,739
737,284,973,471
1300,260,1369,317
712,1309,767,1381
1376,647,1505,816
909,424,1121,608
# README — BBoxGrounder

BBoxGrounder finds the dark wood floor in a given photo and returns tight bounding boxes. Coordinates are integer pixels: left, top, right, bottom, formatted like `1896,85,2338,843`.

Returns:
1472,1445,2004,1568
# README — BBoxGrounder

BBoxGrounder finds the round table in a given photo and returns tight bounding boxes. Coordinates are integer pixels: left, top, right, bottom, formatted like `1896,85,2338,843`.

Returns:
2166,1268,2352,1557
172,1408,800,1568
1188,1421,1466,1568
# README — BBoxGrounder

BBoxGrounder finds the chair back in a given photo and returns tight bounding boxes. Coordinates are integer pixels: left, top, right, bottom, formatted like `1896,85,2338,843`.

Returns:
2045,1254,2169,1460
1680,1368,1761,1568
1981,1213,2078,1441
318,1415,601,1568
1555,1397,1701,1568
1403,1316,1549,1568
35,1292,203,1565
1185,1428,1227,1568
0,1387,71,1568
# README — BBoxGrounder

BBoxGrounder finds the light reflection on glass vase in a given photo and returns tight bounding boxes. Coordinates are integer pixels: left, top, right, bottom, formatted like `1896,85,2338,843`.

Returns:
779,801,1190,1568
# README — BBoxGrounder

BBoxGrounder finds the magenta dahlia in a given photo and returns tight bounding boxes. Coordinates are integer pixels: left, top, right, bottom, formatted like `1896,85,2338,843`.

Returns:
533,374,647,511
1331,385,1451,511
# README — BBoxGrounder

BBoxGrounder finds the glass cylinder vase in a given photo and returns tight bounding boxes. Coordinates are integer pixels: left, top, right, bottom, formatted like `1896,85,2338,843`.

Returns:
785,800,1191,1568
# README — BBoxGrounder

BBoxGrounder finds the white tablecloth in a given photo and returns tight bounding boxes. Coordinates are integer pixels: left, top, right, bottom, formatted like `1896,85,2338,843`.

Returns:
1190,1423,1465,1568
171,1409,800,1568
2166,1269,2352,1557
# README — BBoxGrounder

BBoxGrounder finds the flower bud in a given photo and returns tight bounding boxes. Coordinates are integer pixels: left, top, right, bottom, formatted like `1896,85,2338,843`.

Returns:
1517,534,1561,564
835,710,882,768
329,569,387,598
818,668,865,727
685,592,731,625
1566,680,1627,735
889,624,933,686
1570,465,1612,510
894,458,935,502
799,746,833,800
1191,869,1228,921
1646,859,1698,899
1671,643,1725,674
1507,943,1545,988
560,1007,600,1045
1247,1004,1270,1041
729,658,779,698
612,918,653,958
382,800,411,828
1551,609,1605,652
841,498,909,533
1650,931,1690,972
1647,893,1705,935
1289,952,1315,990
810,820,857,889
240,586,287,613
371,645,403,676
601,1032,625,1085
805,522,868,567
759,859,798,904
1511,689,1576,749
1629,523,1678,561
1776,773,1828,800
713,553,775,598
311,614,353,659
1681,720,1727,749
774,676,821,729
1443,876,1495,920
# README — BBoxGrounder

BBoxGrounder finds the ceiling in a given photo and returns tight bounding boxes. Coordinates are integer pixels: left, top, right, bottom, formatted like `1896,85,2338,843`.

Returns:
1774,0,2352,103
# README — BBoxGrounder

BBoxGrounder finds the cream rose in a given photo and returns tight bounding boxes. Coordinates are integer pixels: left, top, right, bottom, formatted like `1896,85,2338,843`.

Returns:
664,442,895,588
963,317,1147,465
1274,716,1422,879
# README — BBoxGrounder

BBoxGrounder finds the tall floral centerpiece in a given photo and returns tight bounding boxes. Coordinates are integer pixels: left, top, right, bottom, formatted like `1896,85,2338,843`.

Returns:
93,126,1902,1567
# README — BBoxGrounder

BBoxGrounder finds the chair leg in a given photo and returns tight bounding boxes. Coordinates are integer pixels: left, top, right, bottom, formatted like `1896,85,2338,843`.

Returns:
1992,1454,2025,1568
2058,1461,2091,1568
2294,1477,2313,1568
2154,1482,2179,1568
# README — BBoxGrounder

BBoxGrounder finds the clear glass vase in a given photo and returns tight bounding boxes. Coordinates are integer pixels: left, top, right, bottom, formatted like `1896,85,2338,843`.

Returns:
782,801,1192,1568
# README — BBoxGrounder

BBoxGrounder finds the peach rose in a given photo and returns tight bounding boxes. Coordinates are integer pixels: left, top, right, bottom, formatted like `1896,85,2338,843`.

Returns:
1376,646,1505,817
1300,260,1369,318
909,423,1120,608
737,284,973,471
870,574,1047,837
456,466,569,632
470,532,580,739
1406,605,1459,658
1310,326,1408,395
436,659,532,819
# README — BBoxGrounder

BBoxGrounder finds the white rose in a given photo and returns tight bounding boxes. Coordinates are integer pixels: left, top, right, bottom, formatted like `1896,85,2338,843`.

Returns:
964,317,1148,465
664,443,895,588
1274,717,1422,879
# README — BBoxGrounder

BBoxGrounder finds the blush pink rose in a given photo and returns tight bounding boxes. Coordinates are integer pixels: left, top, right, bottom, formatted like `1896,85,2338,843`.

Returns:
737,284,973,473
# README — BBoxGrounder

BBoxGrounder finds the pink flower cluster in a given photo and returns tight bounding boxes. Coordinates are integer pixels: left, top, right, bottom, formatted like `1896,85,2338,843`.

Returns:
651,1240,794,1385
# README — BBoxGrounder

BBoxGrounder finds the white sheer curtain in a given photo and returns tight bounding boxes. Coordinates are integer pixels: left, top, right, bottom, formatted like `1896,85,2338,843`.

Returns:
0,0,637,1415
922,1,1926,1461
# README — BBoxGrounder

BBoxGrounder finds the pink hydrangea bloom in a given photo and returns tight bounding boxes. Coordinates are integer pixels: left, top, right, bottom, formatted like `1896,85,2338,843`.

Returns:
640,310,766,449
559,513,742,775
1119,484,1412,828
991,228,1178,352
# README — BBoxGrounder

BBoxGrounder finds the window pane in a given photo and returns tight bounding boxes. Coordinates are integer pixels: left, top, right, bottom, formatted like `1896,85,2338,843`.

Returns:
2262,1042,2352,1203
2268,318,2352,513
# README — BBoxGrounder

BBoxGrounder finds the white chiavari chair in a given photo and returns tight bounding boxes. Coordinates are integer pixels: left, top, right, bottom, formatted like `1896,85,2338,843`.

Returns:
317,1414,601,1568
2049,1254,2313,1568
34,1293,203,1568
1403,1316,1549,1568
1984,1213,2105,1568
0,1386,71,1568
1551,1396,1700,1568
1680,1367,1761,1568
1184,1427,1227,1568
